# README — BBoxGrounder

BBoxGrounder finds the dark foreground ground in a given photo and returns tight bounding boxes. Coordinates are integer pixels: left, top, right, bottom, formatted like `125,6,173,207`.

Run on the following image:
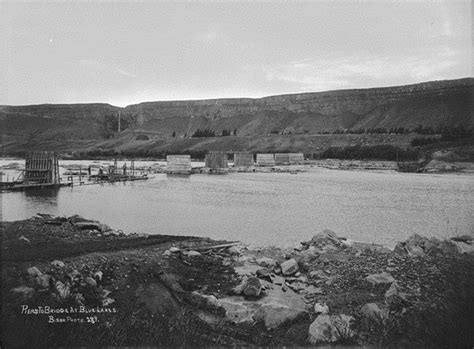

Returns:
1,215,473,348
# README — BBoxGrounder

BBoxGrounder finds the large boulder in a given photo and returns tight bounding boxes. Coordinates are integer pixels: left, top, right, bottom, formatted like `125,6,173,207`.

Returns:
437,240,462,254
360,303,388,321
406,244,425,257
423,238,439,253
303,230,342,252
451,240,474,254
219,280,307,330
243,277,262,297
256,257,277,268
216,297,259,324
406,234,428,247
392,234,473,256
295,248,320,270
280,259,299,275
232,277,247,295
314,302,329,314
308,314,354,344
256,268,272,282
395,234,432,255
253,303,304,330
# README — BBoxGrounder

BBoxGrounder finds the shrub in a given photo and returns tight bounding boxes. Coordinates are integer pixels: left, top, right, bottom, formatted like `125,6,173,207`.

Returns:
321,145,419,161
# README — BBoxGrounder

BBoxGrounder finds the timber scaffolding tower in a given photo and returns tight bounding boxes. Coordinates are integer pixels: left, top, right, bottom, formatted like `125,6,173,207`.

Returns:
24,152,60,184
205,151,228,173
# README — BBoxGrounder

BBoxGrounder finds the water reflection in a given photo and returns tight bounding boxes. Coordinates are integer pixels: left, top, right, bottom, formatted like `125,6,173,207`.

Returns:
166,174,191,180
19,188,59,214
22,187,60,201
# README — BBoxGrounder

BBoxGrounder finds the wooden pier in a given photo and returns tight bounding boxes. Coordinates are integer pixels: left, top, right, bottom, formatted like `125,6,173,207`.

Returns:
0,181,73,191
0,152,70,191
1,153,148,192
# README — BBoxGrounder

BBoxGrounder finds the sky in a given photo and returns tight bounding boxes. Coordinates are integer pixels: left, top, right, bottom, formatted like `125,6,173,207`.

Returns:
1,1,472,107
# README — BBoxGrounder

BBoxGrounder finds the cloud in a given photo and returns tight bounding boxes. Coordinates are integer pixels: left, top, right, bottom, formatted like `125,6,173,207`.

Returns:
265,48,464,92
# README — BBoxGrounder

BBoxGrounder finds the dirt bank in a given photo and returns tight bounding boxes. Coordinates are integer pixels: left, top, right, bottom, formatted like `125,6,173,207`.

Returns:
1,215,473,348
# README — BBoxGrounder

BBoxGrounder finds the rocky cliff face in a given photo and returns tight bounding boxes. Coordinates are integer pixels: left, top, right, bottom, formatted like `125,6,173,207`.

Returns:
125,78,472,120
1,78,472,143
123,78,473,137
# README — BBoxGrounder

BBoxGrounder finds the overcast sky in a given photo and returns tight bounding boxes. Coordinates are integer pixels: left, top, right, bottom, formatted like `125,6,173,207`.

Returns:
1,1,472,107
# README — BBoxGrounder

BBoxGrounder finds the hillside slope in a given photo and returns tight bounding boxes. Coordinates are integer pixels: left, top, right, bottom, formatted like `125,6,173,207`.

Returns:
124,78,473,137
1,78,472,154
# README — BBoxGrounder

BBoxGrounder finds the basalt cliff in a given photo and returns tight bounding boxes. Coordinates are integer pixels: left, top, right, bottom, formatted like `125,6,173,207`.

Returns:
1,78,472,155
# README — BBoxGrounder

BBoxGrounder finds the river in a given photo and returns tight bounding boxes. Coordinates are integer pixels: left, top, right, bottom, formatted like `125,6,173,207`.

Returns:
1,159,473,248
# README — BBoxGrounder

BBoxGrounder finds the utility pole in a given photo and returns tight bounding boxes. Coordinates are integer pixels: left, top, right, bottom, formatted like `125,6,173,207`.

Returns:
118,110,121,133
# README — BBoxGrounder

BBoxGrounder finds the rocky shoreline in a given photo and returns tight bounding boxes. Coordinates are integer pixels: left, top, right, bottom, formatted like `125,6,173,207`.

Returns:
1,215,473,347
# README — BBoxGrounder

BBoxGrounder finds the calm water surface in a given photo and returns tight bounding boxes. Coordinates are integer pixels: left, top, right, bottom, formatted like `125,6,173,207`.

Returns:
2,162,473,248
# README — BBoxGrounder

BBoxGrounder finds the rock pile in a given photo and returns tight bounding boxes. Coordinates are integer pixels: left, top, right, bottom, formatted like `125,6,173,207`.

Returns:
33,213,129,238
159,229,473,346
11,262,114,307
395,233,474,256
300,229,344,253
6,215,473,348
308,313,354,344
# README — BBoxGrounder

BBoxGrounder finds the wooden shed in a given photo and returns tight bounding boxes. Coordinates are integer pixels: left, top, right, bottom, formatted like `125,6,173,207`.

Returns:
256,153,275,166
233,152,254,167
166,155,192,174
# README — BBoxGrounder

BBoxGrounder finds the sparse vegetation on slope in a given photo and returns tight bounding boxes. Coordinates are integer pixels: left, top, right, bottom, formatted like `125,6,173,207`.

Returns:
1,78,472,156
